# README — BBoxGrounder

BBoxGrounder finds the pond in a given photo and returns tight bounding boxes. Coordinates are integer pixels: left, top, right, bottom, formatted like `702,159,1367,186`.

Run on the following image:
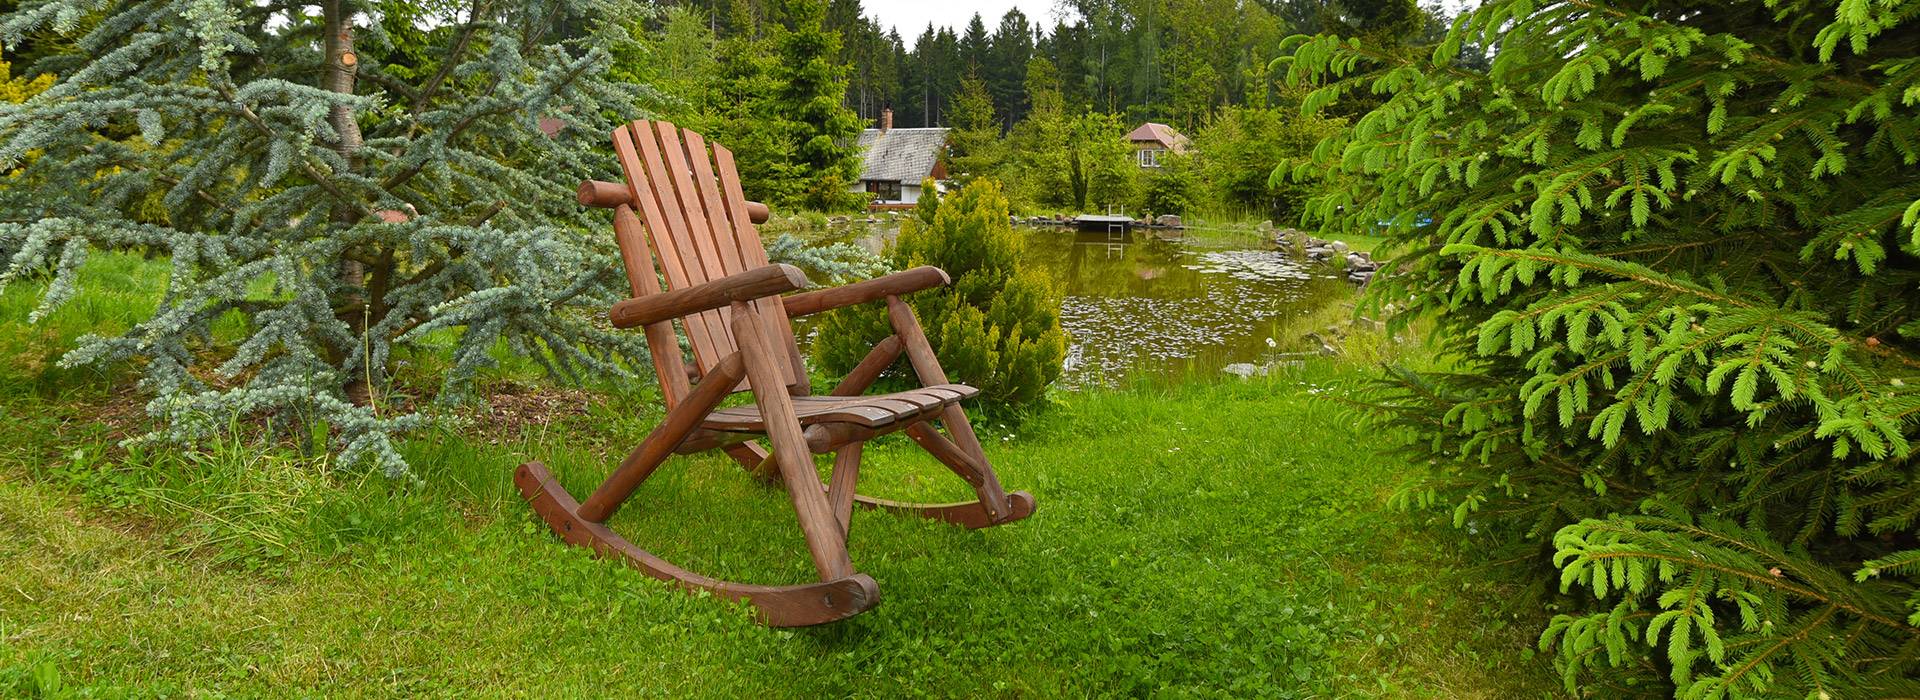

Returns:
817,224,1355,388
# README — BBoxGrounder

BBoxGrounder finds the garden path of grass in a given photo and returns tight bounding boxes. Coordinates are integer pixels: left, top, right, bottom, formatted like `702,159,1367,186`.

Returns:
0,252,1557,697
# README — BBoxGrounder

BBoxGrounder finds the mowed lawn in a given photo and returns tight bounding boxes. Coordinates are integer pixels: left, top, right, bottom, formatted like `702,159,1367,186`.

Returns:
0,252,1557,697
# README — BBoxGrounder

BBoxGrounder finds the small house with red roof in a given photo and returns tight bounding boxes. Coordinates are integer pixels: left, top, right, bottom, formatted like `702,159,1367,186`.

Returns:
1126,122,1191,169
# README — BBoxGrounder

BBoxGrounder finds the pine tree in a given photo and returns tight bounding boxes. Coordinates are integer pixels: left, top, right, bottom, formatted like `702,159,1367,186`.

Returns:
1280,0,1920,695
959,12,989,74
768,0,863,212
946,75,999,182
987,9,1033,129
0,0,649,475
705,4,799,207
641,6,720,122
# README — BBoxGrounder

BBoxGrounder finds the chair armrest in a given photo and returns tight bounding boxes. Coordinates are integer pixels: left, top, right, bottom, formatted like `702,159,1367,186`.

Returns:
781,266,950,317
610,264,810,329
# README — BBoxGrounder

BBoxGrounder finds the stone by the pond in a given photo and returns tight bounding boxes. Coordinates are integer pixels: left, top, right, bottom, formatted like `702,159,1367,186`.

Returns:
1155,214,1183,228
1330,240,1350,255
1255,220,1274,233
1346,252,1377,270
1223,362,1269,378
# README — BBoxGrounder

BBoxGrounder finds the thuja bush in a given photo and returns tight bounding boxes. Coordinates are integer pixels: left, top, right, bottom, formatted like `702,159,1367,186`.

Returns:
0,1,650,475
813,179,1065,409
1280,0,1920,696
1139,152,1197,218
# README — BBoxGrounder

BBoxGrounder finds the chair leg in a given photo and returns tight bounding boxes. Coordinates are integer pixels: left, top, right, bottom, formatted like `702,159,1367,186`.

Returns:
722,441,780,482
884,296,1018,517
829,444,861,537
731,302,856,582
905,422,1012,519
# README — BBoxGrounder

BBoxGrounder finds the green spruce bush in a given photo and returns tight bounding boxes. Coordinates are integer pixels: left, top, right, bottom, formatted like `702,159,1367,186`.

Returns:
814,178,1065,409
1282,0,1920,695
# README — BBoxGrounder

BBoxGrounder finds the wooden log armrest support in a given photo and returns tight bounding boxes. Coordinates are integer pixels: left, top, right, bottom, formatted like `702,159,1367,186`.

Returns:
610,264,810,329
579,179,770,224
781,266,951,318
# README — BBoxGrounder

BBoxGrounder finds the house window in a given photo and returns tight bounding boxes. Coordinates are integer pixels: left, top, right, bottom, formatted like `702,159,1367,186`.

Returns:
1136,148,1165,168
864,180,902,202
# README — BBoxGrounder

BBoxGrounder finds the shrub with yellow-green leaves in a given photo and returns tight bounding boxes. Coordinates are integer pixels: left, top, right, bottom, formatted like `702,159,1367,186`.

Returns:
813,178,1065,409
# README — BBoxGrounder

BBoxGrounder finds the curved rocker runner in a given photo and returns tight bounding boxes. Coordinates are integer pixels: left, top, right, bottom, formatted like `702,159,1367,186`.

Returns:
517,120,1035,627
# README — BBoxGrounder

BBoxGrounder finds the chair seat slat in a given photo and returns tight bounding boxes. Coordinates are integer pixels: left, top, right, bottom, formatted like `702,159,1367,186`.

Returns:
703,385,980,432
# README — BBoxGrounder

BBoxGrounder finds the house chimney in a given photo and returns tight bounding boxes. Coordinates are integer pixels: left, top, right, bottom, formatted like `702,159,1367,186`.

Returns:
881,107,893,132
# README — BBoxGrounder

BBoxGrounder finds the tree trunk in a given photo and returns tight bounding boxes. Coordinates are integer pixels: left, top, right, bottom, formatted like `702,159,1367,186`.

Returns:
323,1,375,407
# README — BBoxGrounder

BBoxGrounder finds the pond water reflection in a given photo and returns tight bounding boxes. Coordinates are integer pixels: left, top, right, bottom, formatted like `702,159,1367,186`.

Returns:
1020,229,1351,386
814,224,1353,388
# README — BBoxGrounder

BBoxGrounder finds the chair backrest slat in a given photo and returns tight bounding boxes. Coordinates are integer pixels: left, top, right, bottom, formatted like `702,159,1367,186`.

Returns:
679,129,751,275
607,120,804,392
713,142,809,391
613,125,720,368
613,203,693,405
643,122,742,370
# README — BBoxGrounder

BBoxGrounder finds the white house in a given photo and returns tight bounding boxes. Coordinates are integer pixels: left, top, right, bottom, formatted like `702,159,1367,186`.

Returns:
850,109,949,208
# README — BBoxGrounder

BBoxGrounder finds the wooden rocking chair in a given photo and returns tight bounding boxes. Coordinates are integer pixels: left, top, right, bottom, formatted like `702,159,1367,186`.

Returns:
515,120,1036,627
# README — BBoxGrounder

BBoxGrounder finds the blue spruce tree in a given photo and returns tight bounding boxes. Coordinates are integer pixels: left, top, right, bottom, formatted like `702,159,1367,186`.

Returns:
0,0,655,474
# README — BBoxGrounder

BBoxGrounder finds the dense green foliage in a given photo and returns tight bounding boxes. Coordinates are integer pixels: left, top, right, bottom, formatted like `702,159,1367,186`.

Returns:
0,0,652,475
767,0,865,211
1140,152,1197,217
624,0,864,212
1193,101,1341,220
811,0,1427,129
1284,0,1920,695
637,0,1448,219
815,179,1066,408
944,74,1001,183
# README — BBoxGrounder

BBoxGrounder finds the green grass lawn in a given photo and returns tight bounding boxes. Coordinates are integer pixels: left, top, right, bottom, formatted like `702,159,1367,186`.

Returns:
0,252,1557,697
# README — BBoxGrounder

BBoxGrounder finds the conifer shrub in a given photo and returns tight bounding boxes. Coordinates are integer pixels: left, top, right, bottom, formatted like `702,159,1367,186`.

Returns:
0,58,50,104
813,179,1065,409
1140,152,1196,218
1282,0,1920,695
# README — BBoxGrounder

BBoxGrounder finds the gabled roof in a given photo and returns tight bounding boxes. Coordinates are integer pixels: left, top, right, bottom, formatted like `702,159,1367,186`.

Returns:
1126,122,1191,151
854,128,949,183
